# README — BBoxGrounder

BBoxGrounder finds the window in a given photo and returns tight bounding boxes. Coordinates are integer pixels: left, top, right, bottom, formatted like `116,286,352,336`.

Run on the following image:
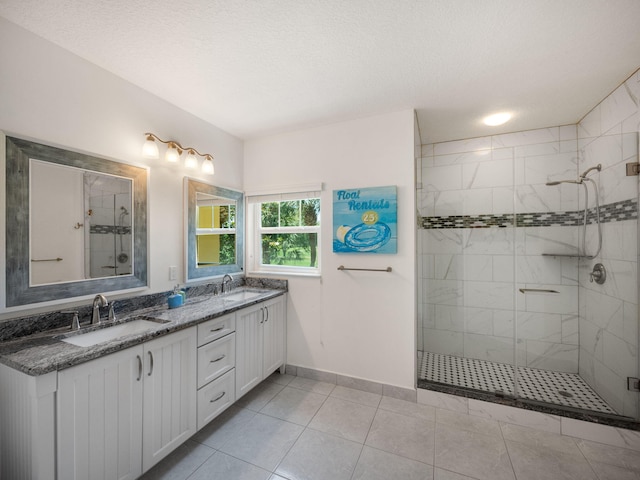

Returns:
195,193,236,267
247,188,321,275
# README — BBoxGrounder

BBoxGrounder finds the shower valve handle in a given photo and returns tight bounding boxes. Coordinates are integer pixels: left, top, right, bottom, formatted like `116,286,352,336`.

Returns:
590,263,606,284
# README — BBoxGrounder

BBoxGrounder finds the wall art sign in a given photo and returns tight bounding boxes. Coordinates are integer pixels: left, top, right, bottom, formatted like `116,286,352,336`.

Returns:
332,185,397,254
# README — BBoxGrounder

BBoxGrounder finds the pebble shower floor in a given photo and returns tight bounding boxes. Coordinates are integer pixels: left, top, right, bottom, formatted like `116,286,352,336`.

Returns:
418,351,617,415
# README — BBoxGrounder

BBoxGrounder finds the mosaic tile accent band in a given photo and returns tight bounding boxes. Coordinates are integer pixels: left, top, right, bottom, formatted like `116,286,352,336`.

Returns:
89,225,132,235
420,198,637,229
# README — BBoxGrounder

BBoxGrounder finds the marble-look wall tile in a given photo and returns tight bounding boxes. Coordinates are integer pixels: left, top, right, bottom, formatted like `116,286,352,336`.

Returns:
514,184,561,214
464,228,516,255
492,255,514,282
602,331,637,379
424,164,463,191
600,221,638,262
524,340,578,372
464,281,514,310
561,314,579,345
422,144,434,157
520,226,579,256
433,149,493,166
590,352,625,414
463,333,514,364
580,320,605,363
599,79,639,134
424,328,464,356
422,229,464,255
516,312,563,343
521,284,578,315
522,152,578,186
424,279,464,306
583,288,624,331
515,255,562,284
560,125,578,142
492,127,560,149
578,105,602,139
434,305,495,335
434,137,492,155
463,158,513,189
491,187,514,215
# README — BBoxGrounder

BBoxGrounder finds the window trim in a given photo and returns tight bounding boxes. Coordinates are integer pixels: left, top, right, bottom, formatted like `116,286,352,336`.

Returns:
246,187,322,276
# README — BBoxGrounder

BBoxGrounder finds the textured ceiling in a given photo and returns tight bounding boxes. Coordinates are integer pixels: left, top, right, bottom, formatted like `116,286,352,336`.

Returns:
1,0,640,144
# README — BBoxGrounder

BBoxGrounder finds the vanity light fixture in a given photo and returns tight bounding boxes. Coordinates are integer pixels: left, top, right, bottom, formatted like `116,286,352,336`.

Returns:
483,112,512,126
142,133,215,174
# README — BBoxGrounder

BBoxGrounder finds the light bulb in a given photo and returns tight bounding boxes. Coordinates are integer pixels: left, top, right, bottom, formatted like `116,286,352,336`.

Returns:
202,157,215,175
165,143,180,163
142,136,159,159
184,150,198,169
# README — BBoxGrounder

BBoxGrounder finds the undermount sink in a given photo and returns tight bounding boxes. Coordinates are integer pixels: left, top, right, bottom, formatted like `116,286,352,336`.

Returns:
59,317,168,348
223,290,263,302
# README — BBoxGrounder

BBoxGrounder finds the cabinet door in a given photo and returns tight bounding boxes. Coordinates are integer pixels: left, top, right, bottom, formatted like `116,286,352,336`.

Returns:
235,303,264,399
263,296,286,376
58,346,143,480
142,326,197,472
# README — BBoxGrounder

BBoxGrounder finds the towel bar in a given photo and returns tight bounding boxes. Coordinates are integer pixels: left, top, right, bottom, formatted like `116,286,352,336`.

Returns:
337,265,392,272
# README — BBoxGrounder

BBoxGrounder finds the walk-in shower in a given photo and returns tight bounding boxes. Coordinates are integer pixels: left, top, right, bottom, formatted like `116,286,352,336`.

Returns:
417,121,639,423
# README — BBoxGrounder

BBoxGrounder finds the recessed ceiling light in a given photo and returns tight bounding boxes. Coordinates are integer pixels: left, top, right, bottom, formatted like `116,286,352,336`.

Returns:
483,112,512,126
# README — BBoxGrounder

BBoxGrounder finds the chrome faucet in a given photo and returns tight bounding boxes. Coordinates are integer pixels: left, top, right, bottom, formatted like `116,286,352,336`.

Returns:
92,294,109,325
222,274,233,293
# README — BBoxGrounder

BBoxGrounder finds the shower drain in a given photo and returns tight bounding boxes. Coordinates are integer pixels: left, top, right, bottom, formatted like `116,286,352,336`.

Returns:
558,390,574,398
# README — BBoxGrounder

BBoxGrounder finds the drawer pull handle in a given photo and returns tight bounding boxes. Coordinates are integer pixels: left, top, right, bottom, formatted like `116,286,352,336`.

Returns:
147,351,154,376
136,355,142,381
210,326,225,333
210,391,226,403
210,354,226,363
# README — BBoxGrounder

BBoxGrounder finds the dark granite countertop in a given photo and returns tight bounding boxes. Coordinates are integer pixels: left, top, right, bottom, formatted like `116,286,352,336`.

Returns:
0,287,286,376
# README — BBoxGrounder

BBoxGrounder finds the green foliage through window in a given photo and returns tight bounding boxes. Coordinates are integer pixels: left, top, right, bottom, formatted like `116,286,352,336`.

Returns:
260,198,320,268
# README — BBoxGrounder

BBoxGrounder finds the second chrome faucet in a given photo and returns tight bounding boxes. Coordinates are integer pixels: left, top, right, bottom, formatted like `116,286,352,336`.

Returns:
92,294,109,325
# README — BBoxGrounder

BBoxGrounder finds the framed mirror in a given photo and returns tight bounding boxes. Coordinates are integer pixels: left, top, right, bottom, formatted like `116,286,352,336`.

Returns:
5,135,148,307
185,178,244,282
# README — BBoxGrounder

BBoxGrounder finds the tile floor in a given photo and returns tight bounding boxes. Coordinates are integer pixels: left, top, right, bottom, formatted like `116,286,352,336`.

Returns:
141,373,640,480
419,351,616,415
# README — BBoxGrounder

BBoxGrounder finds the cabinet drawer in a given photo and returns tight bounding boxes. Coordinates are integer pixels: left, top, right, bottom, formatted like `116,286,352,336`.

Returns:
198,312,236,346
197,332,235,388
197,369,235,430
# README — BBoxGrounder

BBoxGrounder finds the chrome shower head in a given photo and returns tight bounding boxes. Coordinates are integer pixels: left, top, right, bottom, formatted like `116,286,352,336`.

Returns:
579,164,602,179
545,179,581,186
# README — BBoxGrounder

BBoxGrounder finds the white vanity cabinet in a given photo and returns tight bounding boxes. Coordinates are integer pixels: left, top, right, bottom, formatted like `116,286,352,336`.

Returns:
57,326,197,479
196,313,236,429
0,291,287,480
236,295,286,399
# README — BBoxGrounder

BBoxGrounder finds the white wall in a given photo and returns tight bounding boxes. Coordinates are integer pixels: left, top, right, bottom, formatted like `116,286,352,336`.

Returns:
0,18,243,318
244,110,416,389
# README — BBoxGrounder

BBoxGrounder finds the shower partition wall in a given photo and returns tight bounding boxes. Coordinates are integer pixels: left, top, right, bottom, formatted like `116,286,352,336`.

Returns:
417,103,639,419
84,172,133,278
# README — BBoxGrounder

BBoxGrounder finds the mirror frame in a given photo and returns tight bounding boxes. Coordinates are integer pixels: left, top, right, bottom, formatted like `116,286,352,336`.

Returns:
5,135,149,307
185,177,244,282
